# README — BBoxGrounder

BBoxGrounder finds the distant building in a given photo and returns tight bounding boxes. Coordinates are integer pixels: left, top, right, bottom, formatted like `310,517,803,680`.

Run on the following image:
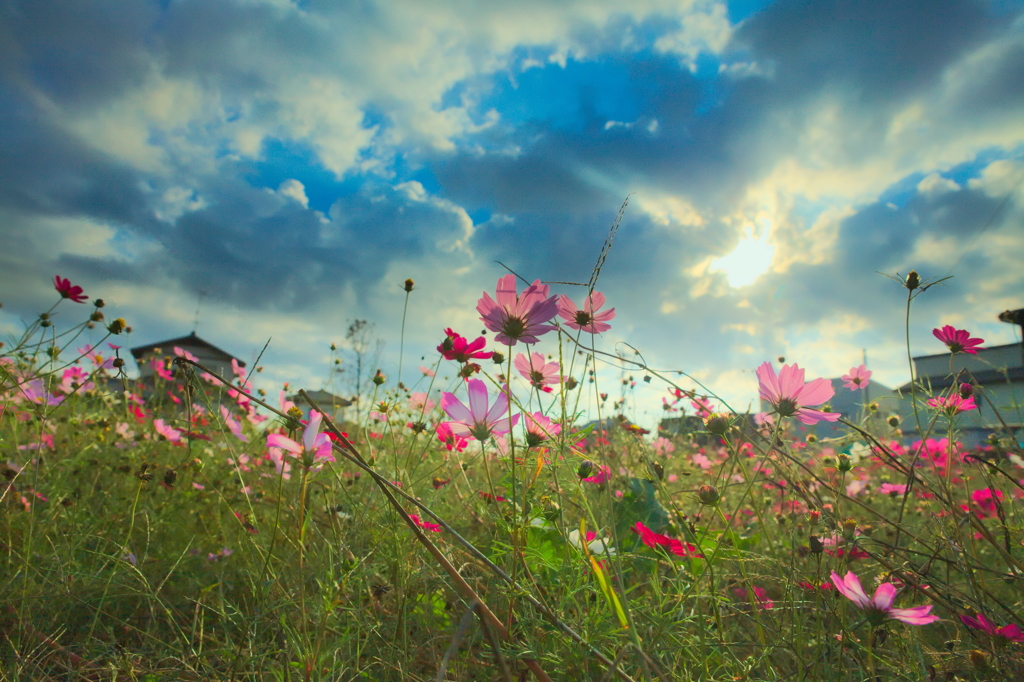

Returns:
897,342,1024,446
288,389,353,423
130,332,246,382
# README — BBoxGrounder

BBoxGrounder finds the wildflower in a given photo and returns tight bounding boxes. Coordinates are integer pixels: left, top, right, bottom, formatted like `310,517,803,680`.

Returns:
523,411,560,448
691,396,714,417
220,406,249,442
437,328,491,363
568,529,616,556
932,325,984,355
266,410,335,468
879,483,907,496
632,522,703,557
580,464,612,485
514,352,561,392
408,514,442,533
960,613,1024,643
756,362,840,425
476,274,558,346
153,419,182,443
927,394,977,415
830,570,939,625
440,378,519,441
734,586,774,610
53,276,88,303
841,365,872,391
435,422,469,452
557,291,615,333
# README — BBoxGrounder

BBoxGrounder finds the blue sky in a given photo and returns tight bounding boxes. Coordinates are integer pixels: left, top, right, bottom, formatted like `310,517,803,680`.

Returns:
2,0,1023,424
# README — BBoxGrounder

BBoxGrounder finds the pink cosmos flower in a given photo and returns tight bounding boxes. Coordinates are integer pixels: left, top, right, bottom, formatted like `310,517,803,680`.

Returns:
440,378,519,441
690,397,714,417
476,274,558,346
409,514,443,533
632,522,704,558
581,464,612,485
830,570,939,625
932,325,984,355
53,276,88,303
960,613,1024,642
437,328,491,363
220,405,249,442
23,379,64,406
927,394,977,415
154,419,183,443
408,392,435,414
266,410,335,468
842,364,872,391
734,586,774,610
523,411,561,448
60,367,93,394
557,291,615,333
514,352,561,392
436,422,469,452
756,362,840,425
419,365,436,377
652,437,675,456
879,483,908,496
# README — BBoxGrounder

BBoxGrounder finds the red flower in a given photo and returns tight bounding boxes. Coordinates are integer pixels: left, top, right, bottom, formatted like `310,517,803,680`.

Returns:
632,522,704,558
437,328,491,363
53,276,88,303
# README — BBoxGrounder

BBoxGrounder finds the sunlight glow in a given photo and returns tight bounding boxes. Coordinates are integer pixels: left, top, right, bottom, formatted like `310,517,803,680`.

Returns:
711,222,776,288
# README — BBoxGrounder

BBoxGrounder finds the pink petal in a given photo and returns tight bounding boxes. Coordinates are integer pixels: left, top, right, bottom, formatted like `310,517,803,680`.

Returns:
872,583,897,611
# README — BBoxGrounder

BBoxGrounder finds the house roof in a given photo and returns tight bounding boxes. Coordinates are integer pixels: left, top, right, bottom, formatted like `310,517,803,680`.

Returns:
896,366,1024,393
911,342,1023,363
130,331,246,366
290,389,353,408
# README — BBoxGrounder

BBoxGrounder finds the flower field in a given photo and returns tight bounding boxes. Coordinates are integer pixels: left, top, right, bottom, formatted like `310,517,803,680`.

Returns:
1,273,1022,682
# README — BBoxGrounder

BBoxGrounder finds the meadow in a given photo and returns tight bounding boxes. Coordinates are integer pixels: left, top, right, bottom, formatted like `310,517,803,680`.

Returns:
1,268,1022,682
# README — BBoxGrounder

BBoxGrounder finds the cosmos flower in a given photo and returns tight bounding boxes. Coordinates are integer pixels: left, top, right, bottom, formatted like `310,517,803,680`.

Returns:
53,276,88,303
266,410,335,468
514,352,561,392
440,378,519,441
932,325,984,355
523,411,560,448
435,422,469,452
756,362,840,425
632,522,703,558
476,274,558,346
409,514,443,533
830,571,939,625
437,328,491,362
557,291,615,333
926,394,977,415
960,613,1024,642
841,364,872,391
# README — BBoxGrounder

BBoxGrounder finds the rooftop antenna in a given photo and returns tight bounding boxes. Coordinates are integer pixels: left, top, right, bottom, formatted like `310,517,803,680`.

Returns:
998,307,1024,367
192,290,207,335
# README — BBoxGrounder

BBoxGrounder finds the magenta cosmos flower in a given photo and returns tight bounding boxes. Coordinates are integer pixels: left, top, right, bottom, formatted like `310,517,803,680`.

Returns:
476,274,558,346
841,364,872,391
558,291,615,333
266,410,335,468
933,325,984,355
53,276,88,303
960,613,1024,643
830,571,939,625
756,362,840,425
926,394,977,415
440,378,519,441
437,328,491,363
514,352,561,392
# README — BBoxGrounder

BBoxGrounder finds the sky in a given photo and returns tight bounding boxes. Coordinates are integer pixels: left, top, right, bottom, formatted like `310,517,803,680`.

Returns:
2,0,1023,426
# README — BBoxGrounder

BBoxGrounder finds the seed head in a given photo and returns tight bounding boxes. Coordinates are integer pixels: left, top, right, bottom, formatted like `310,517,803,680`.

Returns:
108,318,127,334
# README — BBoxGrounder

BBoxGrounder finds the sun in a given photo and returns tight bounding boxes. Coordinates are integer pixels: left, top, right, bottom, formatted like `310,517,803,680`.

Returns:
710,222,775,288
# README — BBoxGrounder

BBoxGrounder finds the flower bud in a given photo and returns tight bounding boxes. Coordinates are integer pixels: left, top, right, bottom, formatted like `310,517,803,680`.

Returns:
809,535,824,554
887,414,900,428
564,376,578,390
113,358,125,368
577,460,594,479
286,406,304,421
330,343,337,351
372,369,386,385
704,413,730,436
808,509,821,527
403,278,415,292
90,311,104,322
94,299,105,308
491,351,505,364
108,318,127,334
837,453,853,472
650,462,664,480
47,346,60,359
842,518,857,540
959,383,974,399
806,434,817,444
697,484,720,506
905,270,920,290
